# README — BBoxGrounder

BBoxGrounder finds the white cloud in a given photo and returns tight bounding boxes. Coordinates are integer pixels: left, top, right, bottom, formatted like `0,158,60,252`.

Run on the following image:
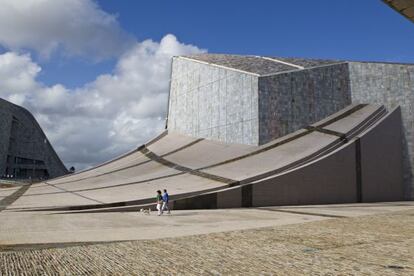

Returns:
0,0,206,170
0,34,205,170
0,52,40,102
0,0,133,59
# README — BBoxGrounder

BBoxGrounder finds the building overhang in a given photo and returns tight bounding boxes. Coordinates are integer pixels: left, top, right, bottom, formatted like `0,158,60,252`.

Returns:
383,0,414,23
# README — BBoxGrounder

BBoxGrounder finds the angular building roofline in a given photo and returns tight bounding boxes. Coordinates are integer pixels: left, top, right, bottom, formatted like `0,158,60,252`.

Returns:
178,54,414,77
178,54,342,76
176,56,260,76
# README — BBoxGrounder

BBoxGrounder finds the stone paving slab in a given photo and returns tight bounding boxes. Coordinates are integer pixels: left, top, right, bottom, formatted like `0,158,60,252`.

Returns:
0,205,413,275
260,201,414,217
0,208,326,245
7,191,98,209
0,189,17,197
1,202,413,246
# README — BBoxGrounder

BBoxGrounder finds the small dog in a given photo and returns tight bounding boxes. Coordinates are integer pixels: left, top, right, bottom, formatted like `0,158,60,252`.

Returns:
139,208,151,215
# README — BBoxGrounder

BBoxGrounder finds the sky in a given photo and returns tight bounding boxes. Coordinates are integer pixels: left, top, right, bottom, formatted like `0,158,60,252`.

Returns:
0,0,412,170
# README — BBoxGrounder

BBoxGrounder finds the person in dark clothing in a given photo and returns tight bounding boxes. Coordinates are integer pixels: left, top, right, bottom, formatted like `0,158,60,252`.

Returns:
162,189,170,214
156,190,163,216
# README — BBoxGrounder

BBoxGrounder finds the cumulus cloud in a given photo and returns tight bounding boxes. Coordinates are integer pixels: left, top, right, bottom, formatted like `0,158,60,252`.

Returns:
0,0,206,170
0,34,205,169
0,52,41,101
0,0,133,59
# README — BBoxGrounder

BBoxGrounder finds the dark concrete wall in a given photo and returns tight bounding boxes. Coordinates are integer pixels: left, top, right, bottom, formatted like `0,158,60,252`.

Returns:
349,62,414,199
0,98,68,179
359,107,404,202
0,106,12,175
251,141,357,206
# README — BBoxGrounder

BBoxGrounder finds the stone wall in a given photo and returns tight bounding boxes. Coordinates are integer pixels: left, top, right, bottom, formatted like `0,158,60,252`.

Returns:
168,58,353,146
349,62,414,199
258,63,352,144
168,57,259,145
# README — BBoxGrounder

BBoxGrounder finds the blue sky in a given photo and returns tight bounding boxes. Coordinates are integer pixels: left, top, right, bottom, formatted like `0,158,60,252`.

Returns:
0,0,412,169
36,0,414,88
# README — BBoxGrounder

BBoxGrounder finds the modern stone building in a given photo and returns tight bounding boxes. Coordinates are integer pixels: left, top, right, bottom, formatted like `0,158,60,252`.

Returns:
3,55,408,213
167,54,414,199
0,98,68,179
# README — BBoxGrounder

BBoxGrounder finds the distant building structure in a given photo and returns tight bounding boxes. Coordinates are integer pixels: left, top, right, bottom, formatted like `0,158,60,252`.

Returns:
167,54,414,199
0,98,68,179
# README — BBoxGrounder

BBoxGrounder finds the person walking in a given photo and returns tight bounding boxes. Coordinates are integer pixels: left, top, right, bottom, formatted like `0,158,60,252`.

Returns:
162,189,171,214
156,190,163,216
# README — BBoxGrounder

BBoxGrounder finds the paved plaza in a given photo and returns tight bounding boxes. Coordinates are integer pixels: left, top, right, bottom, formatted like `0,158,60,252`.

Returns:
1,202,414,275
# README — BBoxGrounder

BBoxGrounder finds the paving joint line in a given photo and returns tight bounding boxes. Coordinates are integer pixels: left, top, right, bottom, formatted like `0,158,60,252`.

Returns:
0,184,32,212
305,126,348,142
46,137,203,186
24,172,186,196
257,207,347,218
140,147,237,185
43,182,104,204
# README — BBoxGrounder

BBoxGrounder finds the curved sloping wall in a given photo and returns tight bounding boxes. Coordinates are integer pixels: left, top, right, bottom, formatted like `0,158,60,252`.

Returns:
2,104,404,212
171,106,404,209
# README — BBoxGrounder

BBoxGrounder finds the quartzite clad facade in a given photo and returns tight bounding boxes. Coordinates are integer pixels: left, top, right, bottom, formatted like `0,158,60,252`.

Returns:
168,55,351,145
0,98,68,179
168,56,260,145
167,54,414,199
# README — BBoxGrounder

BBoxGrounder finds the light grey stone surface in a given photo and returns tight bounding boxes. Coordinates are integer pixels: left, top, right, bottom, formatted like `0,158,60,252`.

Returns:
168,57,259,145
0,98,68,179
